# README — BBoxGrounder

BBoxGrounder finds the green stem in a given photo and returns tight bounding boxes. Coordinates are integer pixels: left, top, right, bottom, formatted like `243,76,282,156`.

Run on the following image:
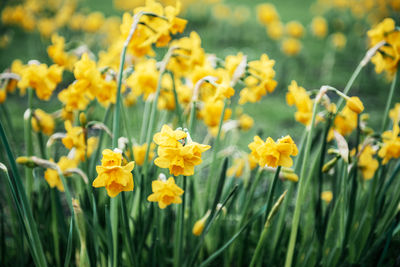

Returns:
51,189,61,267
264,166,281,220
24,88,34,202
285,90,320,267
169,71,184,127
174,176,187,267
205,99,227,205
0,120,47,267
381,72,397,132
239,168,264,226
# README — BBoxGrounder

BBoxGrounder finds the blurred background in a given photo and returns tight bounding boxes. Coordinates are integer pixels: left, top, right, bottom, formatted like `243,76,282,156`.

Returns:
1,0,399,142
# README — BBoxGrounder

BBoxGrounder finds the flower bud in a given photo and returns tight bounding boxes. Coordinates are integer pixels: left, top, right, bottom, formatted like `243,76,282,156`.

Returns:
346,96,364,114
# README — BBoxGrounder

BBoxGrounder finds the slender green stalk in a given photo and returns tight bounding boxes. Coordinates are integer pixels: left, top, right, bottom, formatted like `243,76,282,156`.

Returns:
264,166,281,221
239,168,264,226
336,40,385,111
249,190,287,267
381,72,397,132
51,190,61,267
169,71,184,126
24,88,34,202
139,99,151,143
205,98,228,205
0,120,47,267
174,176,187,267
285,88,320,267
142,46,177,176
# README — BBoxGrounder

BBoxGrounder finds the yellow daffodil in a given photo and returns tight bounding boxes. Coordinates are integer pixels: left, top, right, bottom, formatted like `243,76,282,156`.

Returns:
286,80,313,126
147,176,184,209
346,96,364,114
321,191,333,204
311,16,328,38
44,156,78,191
357,145,379,180
378,124,400,165
248,135,298,168
281,38,302,56
93,149,135,197
286,21,304,38
257,3,279,26
133,143,156,166
31,109,55,136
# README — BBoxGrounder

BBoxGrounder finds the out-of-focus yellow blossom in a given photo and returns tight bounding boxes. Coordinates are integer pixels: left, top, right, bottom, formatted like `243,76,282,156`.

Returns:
346,96,364,114
286,80,313,126
238,114,254,131
227,158,245,178
248,135,298,168
1,5,36,31
321,191,333,204
133,143,156,166
389,103,400,123
199,100,232,135
286,21,304,38
58,83,90,112
0,34,10,48
47,34,77,70
257,3,279,26
147,176,184,209
239,54,277,105
331,32,347,50
124,91,137,107
126,59,159,100
153,125,187,148
212,4,231,20
83,12,105,33
248,153,258,170
18,63,63,100
267,21,284,40
367,18,400,79
168,32,206,78
97,79,117,107
356,145,379,180
328,106,358,140
0,90,6,103
378,123,400,165
44,156,78,192
69,13,86,30
192,210,211,236
38,18,57,38
153,125,210,176
31,109,55,136
62,121,85,151
281,38,302,56
93,149,135,197
87,137,99,158
73,53,100,99
311,16,328,38
120,0,187,57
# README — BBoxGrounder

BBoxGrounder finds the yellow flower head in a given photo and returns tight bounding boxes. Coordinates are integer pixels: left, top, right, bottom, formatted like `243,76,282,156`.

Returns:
389,103,400,124
47,34,77,70
286,80,313,126
330,106,358,139
31,109,55,136
311,16,328,38
321,191,333,204
346,96,364,114
44,156,78,192
286,21,304,38
199,100,232,134
153,125,187,148
192,210,211,236
248,135,298,168
281,38,302,56
257,3,279,26
18,63,63,100
62,121,85,150
133,143,156,166
357,145,379,180
331,32,346,50
239,54,277,104
267,21,284,40
126,59,159,100
238,114,254,131
93,149,135,197
153,125,210,176
0,90,6,103
378,124,400,165
147,176,184,209
227,158,245,178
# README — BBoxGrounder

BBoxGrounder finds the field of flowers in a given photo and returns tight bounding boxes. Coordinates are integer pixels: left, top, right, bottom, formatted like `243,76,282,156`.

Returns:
0,0,400,266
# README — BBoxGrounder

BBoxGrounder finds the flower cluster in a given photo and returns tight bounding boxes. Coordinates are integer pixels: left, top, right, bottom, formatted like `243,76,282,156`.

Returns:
153,125,210,176
368,18,400,79
93,149,135,197
248,135,298,168
147,176,184,209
